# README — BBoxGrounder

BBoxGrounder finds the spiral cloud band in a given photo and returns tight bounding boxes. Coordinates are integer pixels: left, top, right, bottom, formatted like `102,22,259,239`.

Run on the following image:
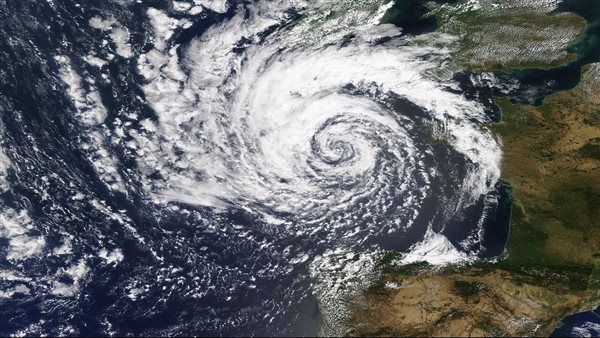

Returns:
132,1,501,249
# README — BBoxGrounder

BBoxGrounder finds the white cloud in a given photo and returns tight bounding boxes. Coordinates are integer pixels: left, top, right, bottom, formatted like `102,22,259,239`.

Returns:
89,16,133,58
0,208,45,261
0,145,11,193
55,55,126,193
134,0,501,235
193,0,228,13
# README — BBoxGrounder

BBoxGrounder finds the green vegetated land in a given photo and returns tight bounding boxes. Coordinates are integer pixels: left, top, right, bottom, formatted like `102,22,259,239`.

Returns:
431,0,586,71
348,1,600,336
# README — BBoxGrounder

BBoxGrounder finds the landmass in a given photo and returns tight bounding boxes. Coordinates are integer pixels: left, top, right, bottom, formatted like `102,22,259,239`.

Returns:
346,1,600,336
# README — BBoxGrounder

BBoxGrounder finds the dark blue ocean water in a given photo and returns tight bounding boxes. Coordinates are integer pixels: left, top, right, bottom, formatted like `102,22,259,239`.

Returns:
552,306,600,337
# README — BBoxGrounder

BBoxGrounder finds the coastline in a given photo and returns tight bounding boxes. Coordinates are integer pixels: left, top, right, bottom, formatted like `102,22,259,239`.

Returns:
344,1,600,335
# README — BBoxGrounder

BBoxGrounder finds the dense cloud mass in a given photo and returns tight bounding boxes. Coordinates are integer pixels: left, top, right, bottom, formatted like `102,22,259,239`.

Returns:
0,0,506,335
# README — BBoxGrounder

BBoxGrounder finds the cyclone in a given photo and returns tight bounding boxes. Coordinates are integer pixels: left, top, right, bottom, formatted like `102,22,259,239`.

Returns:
0,0,503,336
137,1,501,243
